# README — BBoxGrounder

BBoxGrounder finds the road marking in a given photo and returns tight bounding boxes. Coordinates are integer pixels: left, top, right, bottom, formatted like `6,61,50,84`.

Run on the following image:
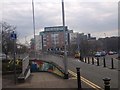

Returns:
68,70,103,90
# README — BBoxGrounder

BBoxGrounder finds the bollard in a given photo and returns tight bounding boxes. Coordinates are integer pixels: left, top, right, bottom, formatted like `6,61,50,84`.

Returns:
85,57,86,63
111,58,114,69
103,78,111,90
103,57,106,67
92,57,94,65
76,67,82,90
88,57,90,64
80,56,84,62
97,57,99,66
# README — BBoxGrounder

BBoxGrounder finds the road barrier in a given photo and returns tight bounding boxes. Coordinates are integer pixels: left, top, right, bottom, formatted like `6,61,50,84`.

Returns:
103,57,106,67
88,57,90,64
83,56,118,70
85,57,87,63
97,57,99,66
103,77,111,90
111,58,114,69
76,67,82,90
92,57,94,65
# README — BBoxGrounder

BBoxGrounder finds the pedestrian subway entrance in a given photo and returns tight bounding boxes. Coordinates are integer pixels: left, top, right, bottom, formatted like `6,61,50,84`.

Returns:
30,59,66,78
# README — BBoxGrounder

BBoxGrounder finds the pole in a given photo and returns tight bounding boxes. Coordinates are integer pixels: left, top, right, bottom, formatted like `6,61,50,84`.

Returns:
32,0,36,58
13,37,16,84
76,68,82,90
88,57,90,64
62,0,68,79
111,58,114,69
92,57,94,65
103,57,106,67
85,57,86,63
97,57,99,66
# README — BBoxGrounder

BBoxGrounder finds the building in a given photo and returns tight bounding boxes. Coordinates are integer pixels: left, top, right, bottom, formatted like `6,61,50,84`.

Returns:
35,35,42,51
69,33,78,44
87,33,96,41
40,26,73,51
30,35,42,51
70,33,87,45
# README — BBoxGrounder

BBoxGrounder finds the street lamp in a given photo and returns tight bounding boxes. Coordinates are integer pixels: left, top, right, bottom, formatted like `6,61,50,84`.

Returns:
32,0,36,58
62,0,68,79
104,33,107,52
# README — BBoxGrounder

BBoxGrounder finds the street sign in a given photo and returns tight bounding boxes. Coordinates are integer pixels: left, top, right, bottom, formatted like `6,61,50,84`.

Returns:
11,31,17,40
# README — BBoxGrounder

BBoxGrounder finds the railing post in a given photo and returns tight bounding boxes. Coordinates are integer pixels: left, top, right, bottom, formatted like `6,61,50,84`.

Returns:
111,58,114,69
103,57,106,67
103,78,111,90
76,67,82,90
85,57,86,63
88,57,90,64
92,57,94,65
97,57,99,66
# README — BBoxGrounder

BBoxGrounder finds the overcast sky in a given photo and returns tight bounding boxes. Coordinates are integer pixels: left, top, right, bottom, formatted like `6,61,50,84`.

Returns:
1,0,118,44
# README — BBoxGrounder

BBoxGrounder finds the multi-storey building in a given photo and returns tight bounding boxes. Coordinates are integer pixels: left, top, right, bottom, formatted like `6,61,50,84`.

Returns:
40,26,73,51
35,35,42,51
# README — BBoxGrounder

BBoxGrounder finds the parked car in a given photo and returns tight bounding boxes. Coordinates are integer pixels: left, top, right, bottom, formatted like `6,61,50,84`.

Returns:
108,51,114,55
95,52,101,57
101,51,107,56
113,51,117,54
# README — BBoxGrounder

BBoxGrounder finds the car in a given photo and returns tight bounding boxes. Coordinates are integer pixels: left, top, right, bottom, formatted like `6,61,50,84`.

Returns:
108,51,114,55
95,52,101,57
101,51,107,56
113,51,117,54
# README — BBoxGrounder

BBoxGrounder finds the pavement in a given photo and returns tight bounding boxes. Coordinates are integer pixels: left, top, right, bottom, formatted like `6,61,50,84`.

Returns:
2,72,91,89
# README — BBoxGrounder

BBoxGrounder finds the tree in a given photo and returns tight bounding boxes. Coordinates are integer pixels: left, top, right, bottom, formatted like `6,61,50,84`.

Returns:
0,22,16,59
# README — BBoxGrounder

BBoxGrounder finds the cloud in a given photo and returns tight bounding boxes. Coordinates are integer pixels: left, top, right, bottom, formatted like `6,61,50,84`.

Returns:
1,1,118,44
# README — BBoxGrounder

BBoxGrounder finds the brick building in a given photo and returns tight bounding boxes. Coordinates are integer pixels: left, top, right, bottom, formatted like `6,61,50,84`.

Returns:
40,26,73,51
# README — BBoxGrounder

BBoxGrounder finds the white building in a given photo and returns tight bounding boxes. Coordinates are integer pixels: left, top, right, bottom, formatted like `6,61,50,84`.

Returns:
70,33,78,44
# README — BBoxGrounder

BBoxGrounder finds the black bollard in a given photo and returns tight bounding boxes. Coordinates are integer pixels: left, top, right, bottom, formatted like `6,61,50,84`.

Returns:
111,58,114,69
103,78,111,90
76,67,82,90
85,57,86,63
88,57,90,64
97,57,99,66
103,57,106,67
92,57,94,65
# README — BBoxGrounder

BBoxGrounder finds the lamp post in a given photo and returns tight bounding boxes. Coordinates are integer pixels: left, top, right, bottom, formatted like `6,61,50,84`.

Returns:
62,0,68,79
32,0,36,59
104,33,107,52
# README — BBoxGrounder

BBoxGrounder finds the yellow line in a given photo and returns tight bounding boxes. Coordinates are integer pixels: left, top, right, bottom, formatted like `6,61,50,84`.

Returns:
68,70,103,90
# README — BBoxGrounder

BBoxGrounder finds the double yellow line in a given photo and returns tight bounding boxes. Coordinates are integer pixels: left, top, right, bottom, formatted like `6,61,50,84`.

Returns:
68,70,103,90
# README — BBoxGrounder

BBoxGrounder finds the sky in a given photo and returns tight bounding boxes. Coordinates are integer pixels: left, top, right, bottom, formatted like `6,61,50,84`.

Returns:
1,0,119,44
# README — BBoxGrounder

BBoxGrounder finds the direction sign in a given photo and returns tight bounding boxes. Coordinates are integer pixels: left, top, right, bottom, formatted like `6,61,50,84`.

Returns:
11,31,17,40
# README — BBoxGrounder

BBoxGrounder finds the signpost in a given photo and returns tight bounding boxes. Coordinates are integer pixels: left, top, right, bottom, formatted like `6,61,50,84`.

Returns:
11,31,17,84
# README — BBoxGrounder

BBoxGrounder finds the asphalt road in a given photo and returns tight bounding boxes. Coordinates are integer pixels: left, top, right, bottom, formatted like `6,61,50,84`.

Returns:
37,54,119,89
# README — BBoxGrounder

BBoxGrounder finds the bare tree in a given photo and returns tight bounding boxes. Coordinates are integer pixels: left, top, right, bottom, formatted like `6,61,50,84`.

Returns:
0,22,16,59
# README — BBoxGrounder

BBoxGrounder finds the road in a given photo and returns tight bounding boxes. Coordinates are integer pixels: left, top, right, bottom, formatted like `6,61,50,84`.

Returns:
35,53,119,89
